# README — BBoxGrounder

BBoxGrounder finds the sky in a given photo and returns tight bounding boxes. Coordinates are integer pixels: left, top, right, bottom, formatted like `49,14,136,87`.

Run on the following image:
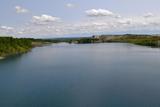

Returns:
1,0,160,38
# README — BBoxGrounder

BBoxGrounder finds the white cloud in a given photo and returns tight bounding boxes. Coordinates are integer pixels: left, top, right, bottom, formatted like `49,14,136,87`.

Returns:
15,6,29,13
66,3,75,8
3,10,160,38
32,14,60,24
1,26,14,30
143,12,154,18
117,18,132,25
86,9,114,17
9,15,160,37
0,26,15,36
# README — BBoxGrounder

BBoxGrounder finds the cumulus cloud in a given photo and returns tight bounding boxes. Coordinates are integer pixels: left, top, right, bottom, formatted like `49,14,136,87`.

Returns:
30,15,160,37
0,26,14,30
3,10,160,38
86,9,115,17
32,14,60,24
15,6,29,13
143,12,154,18
117,18,132,26
66,3,75,8
7,15,160,38
0,26,15,36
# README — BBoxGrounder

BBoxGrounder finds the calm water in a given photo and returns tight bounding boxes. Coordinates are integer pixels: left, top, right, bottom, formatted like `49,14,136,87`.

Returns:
0,43,160,107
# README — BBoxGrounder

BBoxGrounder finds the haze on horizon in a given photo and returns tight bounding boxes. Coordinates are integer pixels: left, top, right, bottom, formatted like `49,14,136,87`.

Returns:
0,0,160,38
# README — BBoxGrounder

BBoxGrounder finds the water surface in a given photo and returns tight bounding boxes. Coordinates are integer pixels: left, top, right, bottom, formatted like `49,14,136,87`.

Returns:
0,43,160,107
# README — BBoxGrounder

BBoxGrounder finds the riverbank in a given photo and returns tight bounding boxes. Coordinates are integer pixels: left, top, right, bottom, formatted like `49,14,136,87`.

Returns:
0,57,4,60
1,34,160,59
0,37,52,59
75,34,160,48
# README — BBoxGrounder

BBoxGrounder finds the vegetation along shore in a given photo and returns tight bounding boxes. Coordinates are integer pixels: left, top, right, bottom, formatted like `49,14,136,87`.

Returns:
0,37,53,59
1,34,160,59
75,34,160,47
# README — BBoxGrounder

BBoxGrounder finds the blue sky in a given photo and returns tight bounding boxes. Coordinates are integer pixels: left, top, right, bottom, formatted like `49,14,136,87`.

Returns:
0,0,160,38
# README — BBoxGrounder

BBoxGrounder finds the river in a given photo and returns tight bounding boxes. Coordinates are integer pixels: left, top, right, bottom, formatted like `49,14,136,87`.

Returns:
0,43,160,107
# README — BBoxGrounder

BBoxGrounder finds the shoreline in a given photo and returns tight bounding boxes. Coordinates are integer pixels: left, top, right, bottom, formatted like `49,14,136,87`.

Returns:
0,42,52,60
0,35,160,60
0,57,5,60
74,35,160,48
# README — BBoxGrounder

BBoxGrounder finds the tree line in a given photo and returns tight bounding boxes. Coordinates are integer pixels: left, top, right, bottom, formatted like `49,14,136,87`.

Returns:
0,37,32,57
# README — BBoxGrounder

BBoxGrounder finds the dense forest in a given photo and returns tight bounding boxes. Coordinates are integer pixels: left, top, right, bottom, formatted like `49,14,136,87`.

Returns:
0,36,62,58
0,37,33,57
